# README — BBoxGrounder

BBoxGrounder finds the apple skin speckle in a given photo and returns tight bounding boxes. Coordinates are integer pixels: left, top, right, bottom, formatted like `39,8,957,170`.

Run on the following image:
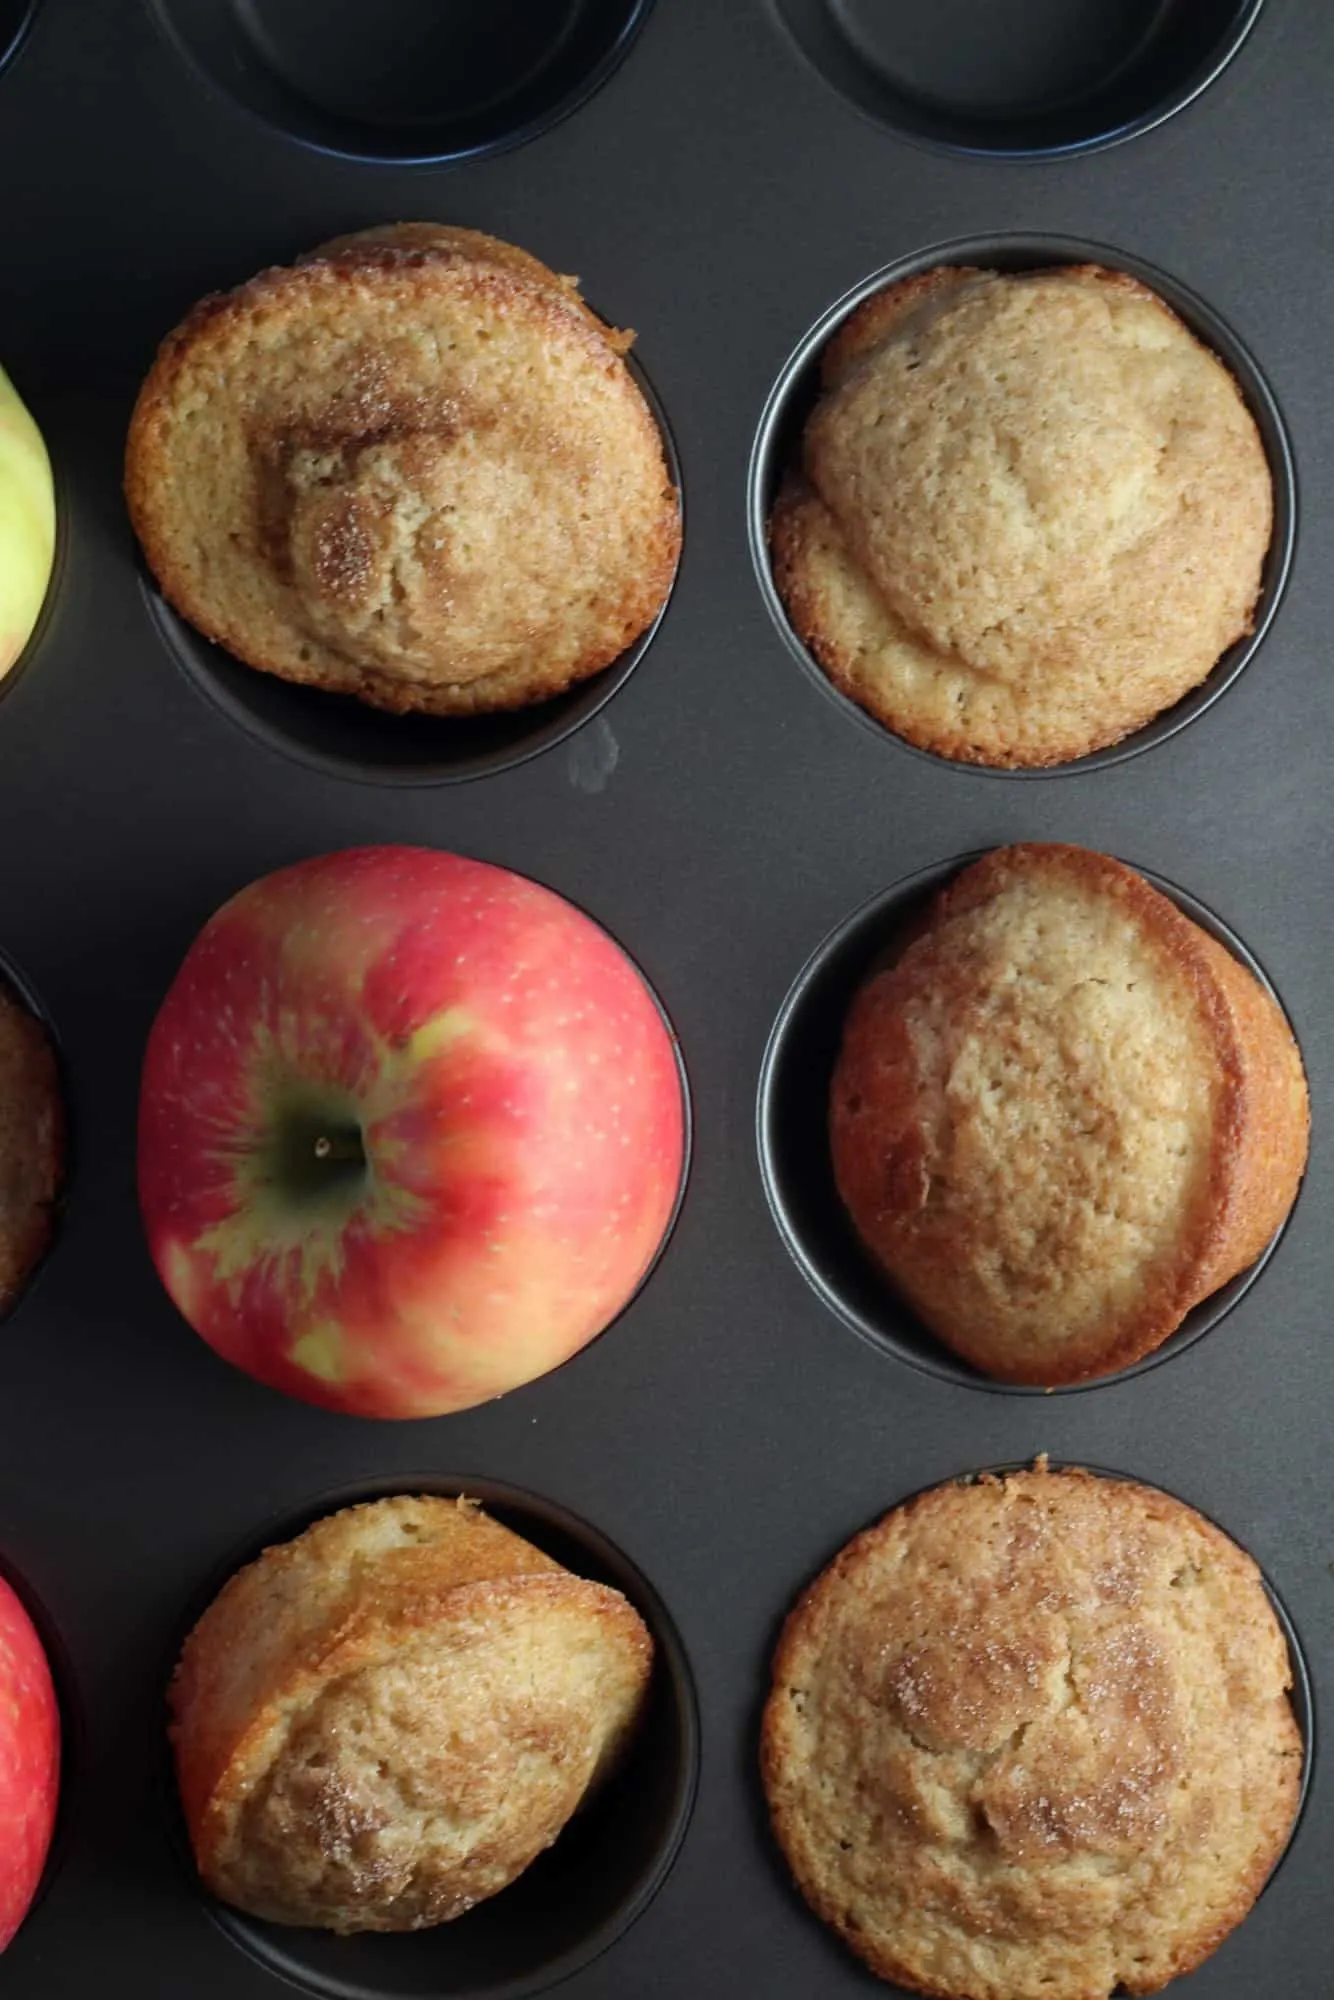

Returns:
138,845,686,1419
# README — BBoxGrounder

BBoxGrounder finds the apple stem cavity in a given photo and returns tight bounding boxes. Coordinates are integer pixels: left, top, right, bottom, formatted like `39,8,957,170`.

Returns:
255,1097,369,1209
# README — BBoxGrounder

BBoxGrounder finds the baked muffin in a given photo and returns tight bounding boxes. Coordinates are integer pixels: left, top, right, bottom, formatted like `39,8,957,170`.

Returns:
830,845,1308,1384
170,1495,653,1932
771,264,1272,766
762,1464,1304,2000
126,223,680,716
0,973,62,1311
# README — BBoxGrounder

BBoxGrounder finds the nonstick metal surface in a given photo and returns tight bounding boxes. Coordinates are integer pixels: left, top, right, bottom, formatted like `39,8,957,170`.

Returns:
0,2,1329,1996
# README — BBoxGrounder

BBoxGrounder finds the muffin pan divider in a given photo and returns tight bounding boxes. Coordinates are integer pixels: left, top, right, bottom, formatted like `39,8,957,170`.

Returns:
0,0,1329,1994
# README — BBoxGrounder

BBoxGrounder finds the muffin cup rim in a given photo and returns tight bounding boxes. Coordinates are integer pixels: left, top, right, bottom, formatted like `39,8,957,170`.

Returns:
0,0,38,86
768,0,1269,162
141,0,657,169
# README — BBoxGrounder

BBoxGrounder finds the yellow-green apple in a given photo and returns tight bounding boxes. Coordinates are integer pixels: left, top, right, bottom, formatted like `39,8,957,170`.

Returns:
138,847,686,1418
0,1574,59,1951
0,363,55,680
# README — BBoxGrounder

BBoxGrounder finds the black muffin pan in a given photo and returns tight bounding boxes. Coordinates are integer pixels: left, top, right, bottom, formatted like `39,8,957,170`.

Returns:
770,0,1267,157
0,2,1329,1997
146,0,654,164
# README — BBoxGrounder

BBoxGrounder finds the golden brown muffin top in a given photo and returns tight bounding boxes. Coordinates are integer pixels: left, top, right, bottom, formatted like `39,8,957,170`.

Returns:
772,265,1272,765
829,845,1308,1383
762,1466,1303,2000
171,1495,653,1932
126,224,680,716
0,976,62,1310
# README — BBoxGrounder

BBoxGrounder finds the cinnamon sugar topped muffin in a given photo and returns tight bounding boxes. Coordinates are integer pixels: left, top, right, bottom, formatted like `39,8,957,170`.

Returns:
126,224,680,717
170,1495,653,1933
771,264,1273,766
762,1464,1303,1999
829,845,1308,1383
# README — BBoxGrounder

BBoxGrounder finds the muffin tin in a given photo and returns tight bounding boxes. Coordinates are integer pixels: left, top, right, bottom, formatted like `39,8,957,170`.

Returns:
146,0,654,165
770,0,1268,157
0,1,1329,1996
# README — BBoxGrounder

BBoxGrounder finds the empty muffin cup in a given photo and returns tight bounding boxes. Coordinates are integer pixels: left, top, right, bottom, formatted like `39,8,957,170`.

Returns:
749,233,1295,777
756,853,1304,1395
141,346,680,789
771,0,1266,157
145,0,653,164
166,1475,699,2000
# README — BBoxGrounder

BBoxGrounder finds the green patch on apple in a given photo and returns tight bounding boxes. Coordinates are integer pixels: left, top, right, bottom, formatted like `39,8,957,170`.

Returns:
197,1067,436,1318
0,363,55,679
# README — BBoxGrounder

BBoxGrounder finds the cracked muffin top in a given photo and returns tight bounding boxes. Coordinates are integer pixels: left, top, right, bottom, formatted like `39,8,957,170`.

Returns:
126,224,680,717
829,844,1309,1384
762,1464,1303,2000
170,1494,653,1932
770,264,1272,766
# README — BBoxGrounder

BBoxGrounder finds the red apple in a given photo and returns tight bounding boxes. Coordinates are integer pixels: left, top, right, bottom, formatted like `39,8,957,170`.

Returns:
0,1575,59,1952
138,847,686,1418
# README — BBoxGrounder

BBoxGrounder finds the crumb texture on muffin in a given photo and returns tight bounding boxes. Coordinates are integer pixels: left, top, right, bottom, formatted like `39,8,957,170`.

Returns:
0,975,62,1310
762,1466,1303,2000
771,265,1272,765
170,1495,653,1932
126,224,680,716
829,845,1308,1383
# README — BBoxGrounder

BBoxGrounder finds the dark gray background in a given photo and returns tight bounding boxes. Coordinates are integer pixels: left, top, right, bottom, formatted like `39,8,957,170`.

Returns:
0,1,1329,1994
